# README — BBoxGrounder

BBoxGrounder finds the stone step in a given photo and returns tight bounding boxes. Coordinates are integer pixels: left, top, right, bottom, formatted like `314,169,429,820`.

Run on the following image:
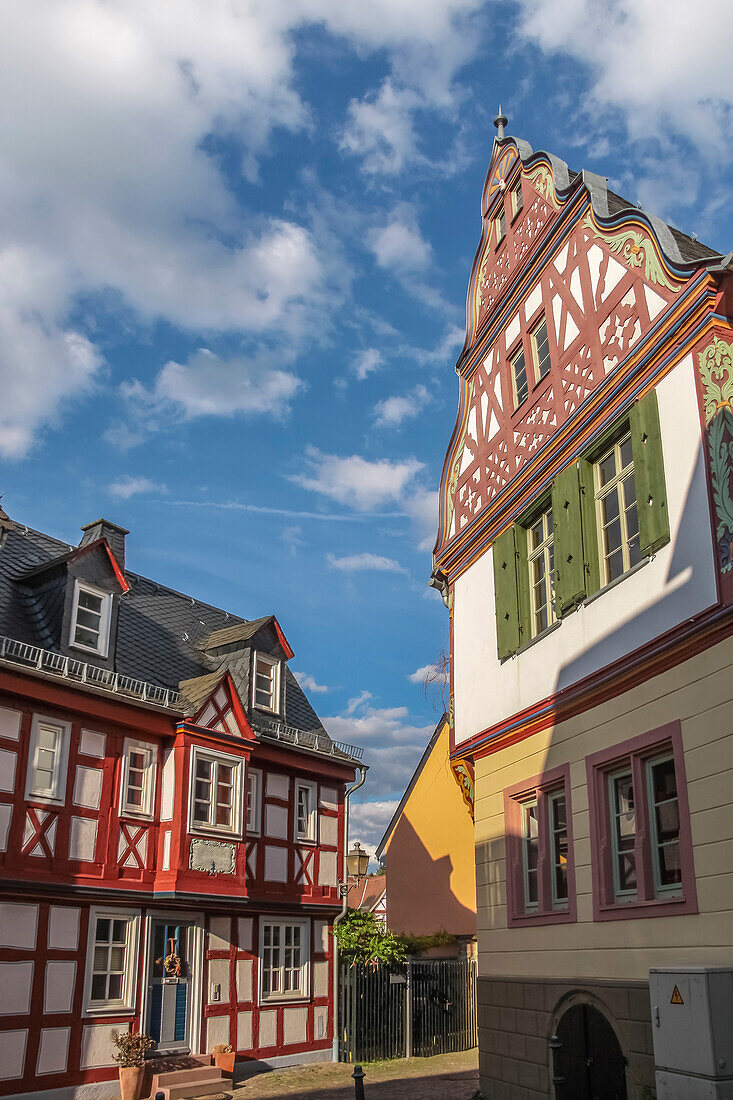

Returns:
153,1066,223,1088
151,1074,227,1100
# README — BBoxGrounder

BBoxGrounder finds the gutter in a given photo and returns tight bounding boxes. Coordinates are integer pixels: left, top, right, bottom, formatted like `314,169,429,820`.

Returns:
332,763,368,1063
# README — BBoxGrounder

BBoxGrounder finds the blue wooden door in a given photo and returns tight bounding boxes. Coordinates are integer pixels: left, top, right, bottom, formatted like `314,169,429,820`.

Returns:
149,922,191,1050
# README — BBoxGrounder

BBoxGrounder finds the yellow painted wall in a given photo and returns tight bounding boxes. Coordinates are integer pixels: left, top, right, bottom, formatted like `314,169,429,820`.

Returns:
384,717,476,937
474,634,733,981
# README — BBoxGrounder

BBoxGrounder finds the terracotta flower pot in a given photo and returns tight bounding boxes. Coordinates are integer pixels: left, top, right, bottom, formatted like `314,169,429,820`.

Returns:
118,1065,145,1100
213,1051,236,1075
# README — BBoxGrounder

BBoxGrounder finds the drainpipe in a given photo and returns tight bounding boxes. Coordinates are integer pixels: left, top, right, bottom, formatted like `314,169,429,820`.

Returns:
332,764,367,1062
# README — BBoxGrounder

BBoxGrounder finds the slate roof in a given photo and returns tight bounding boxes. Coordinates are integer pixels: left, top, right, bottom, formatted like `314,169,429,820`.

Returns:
0,518,332,742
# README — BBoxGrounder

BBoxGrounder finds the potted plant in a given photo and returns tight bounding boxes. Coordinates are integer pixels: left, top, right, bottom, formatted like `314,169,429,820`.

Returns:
112,1031,154,1100
212,1042,235,1075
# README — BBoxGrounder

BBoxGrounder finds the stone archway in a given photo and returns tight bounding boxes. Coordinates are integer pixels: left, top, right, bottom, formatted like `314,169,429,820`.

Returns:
552,1000,627,1100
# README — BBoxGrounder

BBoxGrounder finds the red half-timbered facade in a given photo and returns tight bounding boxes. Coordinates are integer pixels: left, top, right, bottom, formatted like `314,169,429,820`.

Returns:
0,514,362,1098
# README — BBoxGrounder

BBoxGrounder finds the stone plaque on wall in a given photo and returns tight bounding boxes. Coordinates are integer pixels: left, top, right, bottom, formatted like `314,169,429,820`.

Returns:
189,838,236,874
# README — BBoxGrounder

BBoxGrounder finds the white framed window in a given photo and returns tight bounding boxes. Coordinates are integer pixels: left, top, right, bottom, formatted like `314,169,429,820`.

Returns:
595,432,642,585
521,800,539,910
253,653,280,713
527,506,556,638
510,179,523,219
609,767,637,900
120,738,157,819
83,907,140,1015
493,206,506,247
530,315,551,382
26,715,71,803
70,581,112,657
548,790,569,908
510,343,529,408
189,746,244,837
260,919,309,1002
295,780,317,843
246,768,261,835
646,753,682,897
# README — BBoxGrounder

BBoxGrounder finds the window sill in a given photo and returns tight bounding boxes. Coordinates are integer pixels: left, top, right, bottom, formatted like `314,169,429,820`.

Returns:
84,1004,136,1018
296,836,317,846
508,905,575,928
26,791,65,807
119,809,154,823
190,825,242,842
516,619,562,656
581,555,652,609
260,993,310,1006
253,704,280,716
595,892,696,922
70,641,109,659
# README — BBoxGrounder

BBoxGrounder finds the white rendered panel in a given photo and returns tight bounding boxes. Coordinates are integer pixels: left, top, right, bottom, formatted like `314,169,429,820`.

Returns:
320,815,338,847
266,773,289,799
73,766,102,809
81,1024,128,1069
48,907,80,950
0,962,33,1014
0,748,16,793
0,903,38,949
79,729,105,758
238,918,253,952
0,707,21,741
283,1006,307,1044
237,1010,253,1052
44,961,76,1013
206,1015,229,1050
69,817,97,861
265,803,288,839
453,355,718,747
264,845,288,882
160,747,175,820
318,851,337,887
37,1027,70,1075
236,959,253,1002
258,1010,277,1048
0,1030,27,1080
0,804,11,851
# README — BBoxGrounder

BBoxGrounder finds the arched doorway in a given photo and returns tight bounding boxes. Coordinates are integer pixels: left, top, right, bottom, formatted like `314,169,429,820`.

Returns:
553,1003,627,1100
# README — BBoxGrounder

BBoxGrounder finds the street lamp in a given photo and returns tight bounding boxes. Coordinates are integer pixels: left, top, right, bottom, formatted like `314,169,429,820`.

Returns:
346,841,369,881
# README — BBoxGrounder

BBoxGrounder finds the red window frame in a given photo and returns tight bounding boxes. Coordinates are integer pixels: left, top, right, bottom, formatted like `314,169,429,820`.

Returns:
504,763,576,927
586,720,697,921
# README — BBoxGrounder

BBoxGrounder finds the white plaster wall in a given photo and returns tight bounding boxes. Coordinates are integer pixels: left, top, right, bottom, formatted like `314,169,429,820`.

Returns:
266,773,289,799
160,747,175,820
162,830,171,870
69,817,97,861
0,804,12,851
318,851,337,887
264,846,288,882
79,729,105,758
0,747,17,792
237,1010,253,1051
208,917,231,951
319,786,338,811
44,961,76,1013
73,767,102,809
207,959,230,1003
205,1015,229,1050
37,1027,70,1075
453,355,718,747
0,706,21,740
283,1006,307,1044
0,1030,27,1080
81,1024,128,1069
237,917,252,951
258,1010,277,1048
314,1007,328,1041
0,903,38,949
313,960,329,998
314,920,329,953
319,816,338,846
48,907,79,950
0,962,33,1014
236,958,253,1002
265,804,288,839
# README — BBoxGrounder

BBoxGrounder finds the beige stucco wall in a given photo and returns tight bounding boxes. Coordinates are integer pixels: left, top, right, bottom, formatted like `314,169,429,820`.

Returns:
474,633,733,982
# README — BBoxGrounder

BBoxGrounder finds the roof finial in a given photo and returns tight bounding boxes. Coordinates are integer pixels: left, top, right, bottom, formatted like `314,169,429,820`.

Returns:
493,105,508,140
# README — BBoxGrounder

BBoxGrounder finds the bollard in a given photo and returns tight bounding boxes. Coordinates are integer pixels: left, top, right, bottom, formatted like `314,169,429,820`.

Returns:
352,1063,365,1100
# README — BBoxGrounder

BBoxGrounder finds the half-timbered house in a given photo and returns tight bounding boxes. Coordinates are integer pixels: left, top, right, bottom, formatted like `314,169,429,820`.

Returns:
432,118,733,1098
0,512,363,1098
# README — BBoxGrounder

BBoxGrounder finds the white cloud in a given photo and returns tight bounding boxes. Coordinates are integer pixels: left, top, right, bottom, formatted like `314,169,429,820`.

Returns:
369,212,432,274
349,800,399,849
373,384,432,428
292,446,423,511
516,0,733,156
126,348,303,423
408,663,449,685
403,487,438,552
322,692,434,801
293,670,329,693
327,552,408,575
108,475,166,499
281,525,304,557
0,0,484,451
342,82,422,175
354,348,383,381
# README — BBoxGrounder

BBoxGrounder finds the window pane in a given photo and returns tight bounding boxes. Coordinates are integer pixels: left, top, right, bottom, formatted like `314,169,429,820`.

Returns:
612,772,636,894
79,590,103,613
93,945,109,970
533,320,551,380
512,349,528,406
658,842,682,885
107,973,123,1000
74,625,100,648
523,802,539,906
112,920,126,943
76,607,101,630
91,974,107,1000
196,759,212,781
598,452,617,486
620,435,633,470
96,918,110,942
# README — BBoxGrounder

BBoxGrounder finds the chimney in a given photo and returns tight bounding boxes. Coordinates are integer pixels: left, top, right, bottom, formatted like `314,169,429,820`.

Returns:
79,518,129,572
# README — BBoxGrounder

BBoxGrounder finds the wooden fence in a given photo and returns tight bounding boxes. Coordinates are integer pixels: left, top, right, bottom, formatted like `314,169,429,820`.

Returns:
338,958,477,1063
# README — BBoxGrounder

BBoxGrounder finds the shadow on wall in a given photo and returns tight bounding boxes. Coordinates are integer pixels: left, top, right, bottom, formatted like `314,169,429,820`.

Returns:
386,816,476,939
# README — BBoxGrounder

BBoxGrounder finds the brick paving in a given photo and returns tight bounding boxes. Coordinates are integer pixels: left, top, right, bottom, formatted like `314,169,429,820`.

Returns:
229,1049,479,1099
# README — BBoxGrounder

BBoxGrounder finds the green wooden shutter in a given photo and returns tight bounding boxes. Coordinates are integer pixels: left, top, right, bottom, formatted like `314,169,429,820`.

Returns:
515,522,532,646
493,526,520,659
578,458,601,597
552,464,586,615
630,390,670,556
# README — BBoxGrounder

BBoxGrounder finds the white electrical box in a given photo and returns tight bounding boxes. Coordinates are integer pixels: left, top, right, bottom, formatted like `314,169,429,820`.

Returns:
650,967,733,1099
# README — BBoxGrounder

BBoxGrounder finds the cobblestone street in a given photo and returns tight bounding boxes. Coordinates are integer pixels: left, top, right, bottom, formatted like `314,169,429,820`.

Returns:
231,1050,479,1099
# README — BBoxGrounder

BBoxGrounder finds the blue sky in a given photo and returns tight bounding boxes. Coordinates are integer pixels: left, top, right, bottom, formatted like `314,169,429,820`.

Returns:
2,1,732,856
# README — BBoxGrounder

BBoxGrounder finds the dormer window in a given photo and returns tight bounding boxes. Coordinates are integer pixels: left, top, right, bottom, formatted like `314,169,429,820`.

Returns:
253,652,280,714
71,581,111,656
